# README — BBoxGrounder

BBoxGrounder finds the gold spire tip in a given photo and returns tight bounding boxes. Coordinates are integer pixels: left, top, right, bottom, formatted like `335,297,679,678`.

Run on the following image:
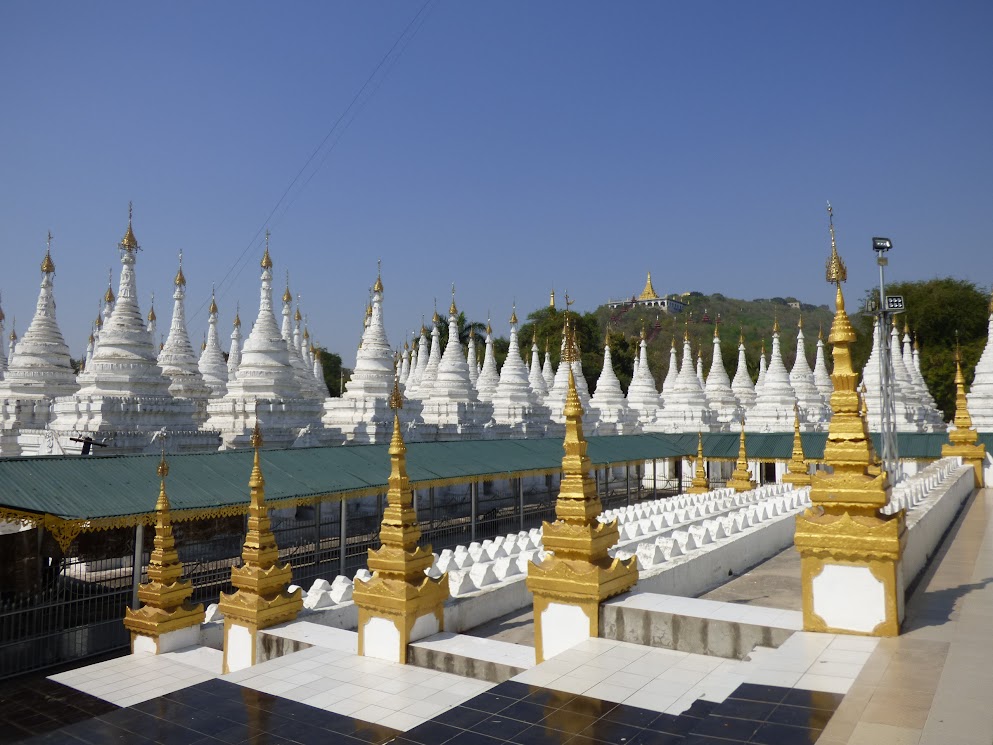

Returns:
389,376,404,411
250,421,263,450
261,230,273,269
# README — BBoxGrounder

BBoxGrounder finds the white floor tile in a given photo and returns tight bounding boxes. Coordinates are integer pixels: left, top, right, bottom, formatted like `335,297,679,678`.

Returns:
796,672,853,694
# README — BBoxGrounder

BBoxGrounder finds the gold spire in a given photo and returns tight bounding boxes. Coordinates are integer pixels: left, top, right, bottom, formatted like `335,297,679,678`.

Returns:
739,329,745,345
8,321,15,342
525,368,637,661
773,314,780,334
261,230,273,269
449,284,457,317
687,432,710,494
640,321,646,341
119,202,140,252
683,322,689,342
818,324,823,341
561,315,577,364
95,311,103,330
208,286,218,315
797,314,803,330
174,250,186,286
903,320,910,335
282,273,292,304
509,303,518,325
824,202,847,284
943,346,987,486
303,326,310,340
389,375,404,412
104,268,116,304
201,334,207,352
727,420,757,492
639,271,660,301
782,404,811,487
373,259,384,294
233,303,241,328
123,452,205,649
41,232,55,274
294,305,302,322
671,336,676,349
714,323,720,339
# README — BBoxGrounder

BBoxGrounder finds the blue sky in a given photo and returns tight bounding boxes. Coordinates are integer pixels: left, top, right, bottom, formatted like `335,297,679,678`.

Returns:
2,2,991,367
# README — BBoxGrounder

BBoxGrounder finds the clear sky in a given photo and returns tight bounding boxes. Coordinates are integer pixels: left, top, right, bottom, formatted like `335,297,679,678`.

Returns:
2,1,991,367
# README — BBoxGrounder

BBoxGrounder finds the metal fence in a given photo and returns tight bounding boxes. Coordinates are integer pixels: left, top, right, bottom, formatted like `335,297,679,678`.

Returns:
0,463,675,681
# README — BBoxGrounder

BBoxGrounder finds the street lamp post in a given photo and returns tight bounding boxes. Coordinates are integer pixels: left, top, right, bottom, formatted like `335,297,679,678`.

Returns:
872,236,899,484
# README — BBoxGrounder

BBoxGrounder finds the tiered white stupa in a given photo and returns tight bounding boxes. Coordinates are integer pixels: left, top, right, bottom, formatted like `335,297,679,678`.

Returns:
323,269,397,444
813,327,833,403
528,333,548,399
660,338,679,403
399,341,411,386
157,253,212,425
587,332,637,435
466,331,479,387
545,316,591,431
655,330,714,432
906,330,944,430
280,281,324,401
412,313,443,401
541,341,555,390
860,319,920,432
788,319,830,429
703,326,741,427
747,320,799,432
730,333,756,411
419,292,483,439
755,343,768,396
227,307,243,381
889,319,925,427
405,326,430,395
198,289,228,398
51,208,217,454
204,236,324,449
0,238,79,455
488,307,548,438
625,328,661,427
966,293,993,430
474,321,500,402
695,350,705,389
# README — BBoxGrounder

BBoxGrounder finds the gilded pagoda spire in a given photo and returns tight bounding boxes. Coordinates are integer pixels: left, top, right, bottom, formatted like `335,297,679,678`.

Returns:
119,202,140,253
942,344,986,486
174,249,186,287
352,377,449,662
218,422,302,672
639,271,660,301
260,230,272,269
373,259,384,294
123,452,205,652
795,201,903,637
526,368,637,662
727,420,756,492
41,231,55,274
687,432,710,493
782,404,811,487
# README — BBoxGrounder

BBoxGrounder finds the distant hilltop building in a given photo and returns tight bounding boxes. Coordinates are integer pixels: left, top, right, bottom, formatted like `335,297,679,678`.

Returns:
607,272,685,314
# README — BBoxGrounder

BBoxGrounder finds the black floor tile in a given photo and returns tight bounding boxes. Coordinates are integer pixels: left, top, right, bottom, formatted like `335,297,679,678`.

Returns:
433,705,494,730
403,719,464,745
763,704,832,730
499,699,553,725
689,715,760,742
630,730,686,745
508,723,576,744
532,710,598,737
487,680,532,700
681,700,717,720
461,691,520,714
680,736,748,745
599,703,660,729
520,687,578,711
710,698,775,722
647,713,697,736
469,713,533,740
749,721,822,745
577,716,646,743
446,730,507,745
778,689,844,712
727,685,789,705
554,694,616,720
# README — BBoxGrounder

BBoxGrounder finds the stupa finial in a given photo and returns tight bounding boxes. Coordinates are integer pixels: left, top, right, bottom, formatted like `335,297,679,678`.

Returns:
373,259,383,294
261,230,272,269
825,201,847,285
119,201,140,252
174,249,186,286
41,231,55,274
449,283,457,317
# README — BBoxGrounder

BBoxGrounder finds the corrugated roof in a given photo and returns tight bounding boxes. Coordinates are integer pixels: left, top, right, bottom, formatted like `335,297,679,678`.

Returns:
0,429,975,524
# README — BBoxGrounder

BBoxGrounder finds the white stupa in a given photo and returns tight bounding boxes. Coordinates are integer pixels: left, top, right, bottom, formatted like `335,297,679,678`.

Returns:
489,306,548,437
51,208,217,454
280,280,324,401
730,332,756,411
813,327,833,404
466,331,479,387
399,341,411,386
625,327,661,426
860,319,920,433
907,331,944,430
157,252,212,425
655,330,714,432
546,315,591,423
204,234,324,449
747,320,799,432
528,332,548,399
695,349,705,389
966,293,993,430
414,314,443,401
227,306,243,381
197,289,229,399
704,325,741,427
660,338,678,403
755,343,768,396
420,291,483,439
323,268,397,444
541,341,555,390
474,320,500,402
588,331,637,435
889,318,925,426
789,319,830,429
405,326,430,396
0,238,79,455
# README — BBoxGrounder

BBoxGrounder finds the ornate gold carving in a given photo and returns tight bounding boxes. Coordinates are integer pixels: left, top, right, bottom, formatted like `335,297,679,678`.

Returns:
260,230,273,269
353,379,448,662
727,423,756,492
124,454,204,645
218,424,301,672
687,432,710,494
941,348,986,487
119,202,140,252
41,234,55,274
527,369,637,662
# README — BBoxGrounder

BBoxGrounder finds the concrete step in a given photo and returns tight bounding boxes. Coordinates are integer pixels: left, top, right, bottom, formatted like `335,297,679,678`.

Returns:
408,632,535,683
600,592,800,660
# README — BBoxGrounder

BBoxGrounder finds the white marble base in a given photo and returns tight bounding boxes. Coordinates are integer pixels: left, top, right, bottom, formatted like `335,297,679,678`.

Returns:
132,625,200,655
223,622,254,673
540,602,591,660
812,564,885,634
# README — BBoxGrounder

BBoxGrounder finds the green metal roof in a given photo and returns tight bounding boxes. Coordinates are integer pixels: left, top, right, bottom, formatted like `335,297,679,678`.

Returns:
0,429,976,524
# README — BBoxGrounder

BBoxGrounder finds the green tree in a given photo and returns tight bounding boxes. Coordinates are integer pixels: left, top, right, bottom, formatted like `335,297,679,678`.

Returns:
316,347,349,397
852,278,989,419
